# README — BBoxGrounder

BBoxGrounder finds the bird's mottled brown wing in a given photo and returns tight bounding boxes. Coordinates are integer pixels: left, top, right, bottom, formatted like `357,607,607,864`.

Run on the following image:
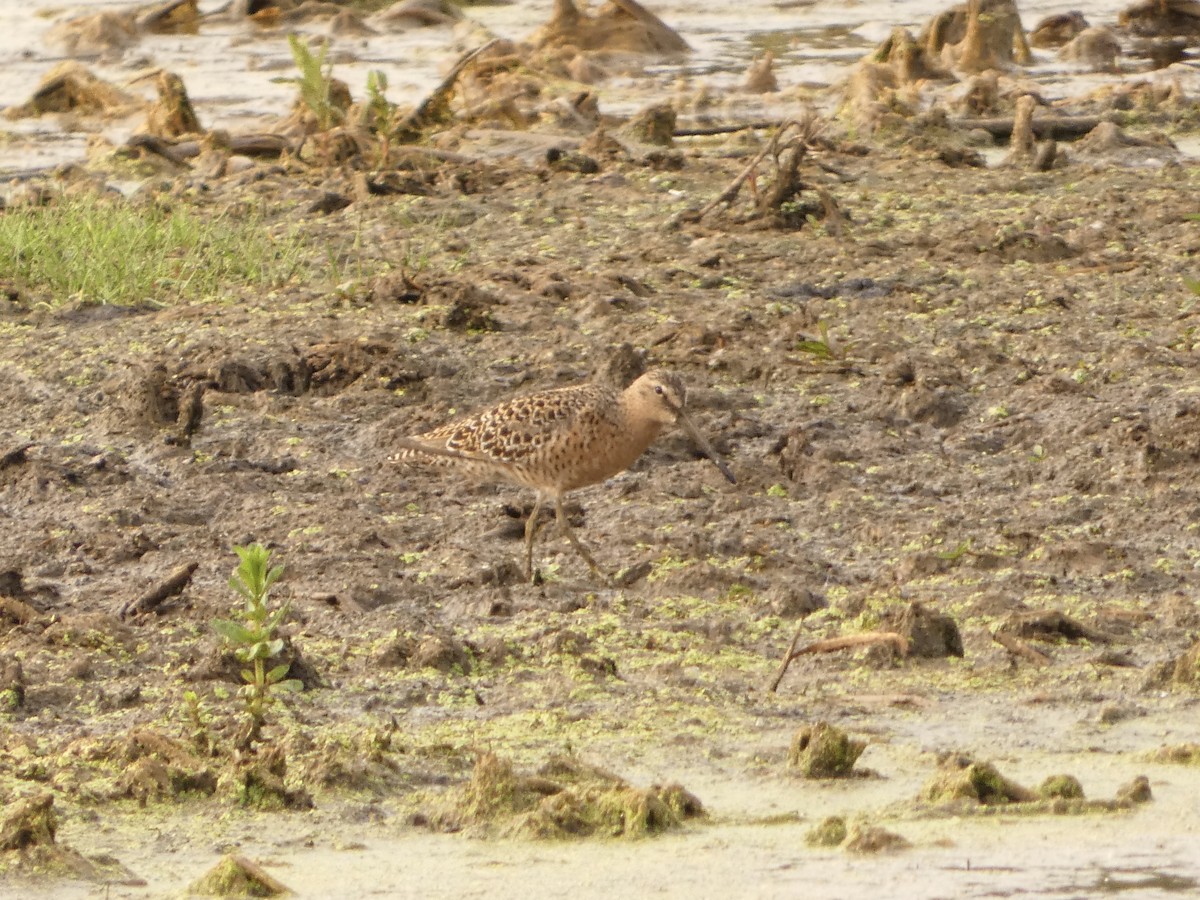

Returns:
415,383,612,466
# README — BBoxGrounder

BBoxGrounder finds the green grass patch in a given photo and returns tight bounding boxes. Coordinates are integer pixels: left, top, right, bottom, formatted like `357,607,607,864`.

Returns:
0,195,305,306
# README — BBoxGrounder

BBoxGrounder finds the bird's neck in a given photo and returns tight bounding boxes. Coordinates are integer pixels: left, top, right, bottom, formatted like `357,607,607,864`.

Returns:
616,402,668,461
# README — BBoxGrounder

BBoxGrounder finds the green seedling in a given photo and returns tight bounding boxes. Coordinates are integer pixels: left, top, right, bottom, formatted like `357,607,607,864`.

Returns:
284,34,342,131
365,69,397,165
183,689,216,757
212,544,302,746
796,321,835,359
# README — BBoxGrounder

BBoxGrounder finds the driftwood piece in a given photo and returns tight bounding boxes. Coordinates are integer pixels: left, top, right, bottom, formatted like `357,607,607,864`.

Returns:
673,121,779,137
119,561,198,620
680,114,1101,142
127,132,293,164
768,630,910,693
992,629,1051,666
696,118,813,220
1004,608,1113,643
950,114,1104,140
395,39,500,140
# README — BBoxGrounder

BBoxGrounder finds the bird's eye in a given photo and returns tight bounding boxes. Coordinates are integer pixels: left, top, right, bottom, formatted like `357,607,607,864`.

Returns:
654,385,664,395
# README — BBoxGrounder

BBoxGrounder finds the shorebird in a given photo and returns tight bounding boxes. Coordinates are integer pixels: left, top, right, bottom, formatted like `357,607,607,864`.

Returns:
393,369,736,583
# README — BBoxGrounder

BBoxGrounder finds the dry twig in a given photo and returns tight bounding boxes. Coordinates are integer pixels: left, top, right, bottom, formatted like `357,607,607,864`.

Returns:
395,39,500,140
120,561,199,620
768,630,910,693
697,119,804,220
992,629,1051,667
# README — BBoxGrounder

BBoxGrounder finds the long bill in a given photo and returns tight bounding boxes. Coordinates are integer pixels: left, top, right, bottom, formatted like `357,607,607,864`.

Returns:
676,410,736,485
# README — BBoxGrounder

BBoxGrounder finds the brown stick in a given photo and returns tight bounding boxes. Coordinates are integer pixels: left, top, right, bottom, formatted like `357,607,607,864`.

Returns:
677,115,1104,142
992,629,1051,667
950,115,1104,140
767,621,808,693
120,561,199,620
395,39,500,138
796,633,910,656
674,121,780,137
768,630,910,693
697,119,804,220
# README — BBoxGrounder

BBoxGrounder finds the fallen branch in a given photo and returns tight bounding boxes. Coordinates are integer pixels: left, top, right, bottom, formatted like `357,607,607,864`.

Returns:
950,115,1104,141
768,630,910,693
120,561,199,620
127,132,293,163
395,39,500,140
674,120,780,137
697,120,801,220
992,629,1051,667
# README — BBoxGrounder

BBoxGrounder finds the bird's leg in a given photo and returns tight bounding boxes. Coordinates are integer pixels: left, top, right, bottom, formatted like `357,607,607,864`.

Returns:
554,495,615,587
523,493,545,582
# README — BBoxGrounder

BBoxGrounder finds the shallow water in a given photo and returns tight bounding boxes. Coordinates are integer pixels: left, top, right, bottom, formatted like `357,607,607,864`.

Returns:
0,0,1190,173
9,697,1200,900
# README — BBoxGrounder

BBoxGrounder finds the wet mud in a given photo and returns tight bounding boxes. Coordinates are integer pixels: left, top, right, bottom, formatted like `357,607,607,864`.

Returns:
4,0,1200,896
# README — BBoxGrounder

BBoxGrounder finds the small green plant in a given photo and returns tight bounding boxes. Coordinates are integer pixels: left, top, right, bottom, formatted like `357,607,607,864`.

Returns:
212,544,302,746
364,69,397,164
183,689,216,757
795,321,835,359
937,539,972,562
284,34,341,131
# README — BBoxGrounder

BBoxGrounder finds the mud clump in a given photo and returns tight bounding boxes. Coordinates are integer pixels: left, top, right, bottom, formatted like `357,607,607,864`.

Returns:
0,793,56,852
787,722,867,778
921,0,1032,73
0,793,131,881
188,853,292,897
410,633,474,674
891,602,963,658
531,0,690,57
844,824,911,854
922,756,1152,814
0,658,25,711
621,103,676,146
1037,774,1085,800
1145,743,1200,766
805,816,848,847
438,752,704,839
5,62,141,119
45,12,139,55
921,755,1035,804
143,70,202,138
114,729,218,803
237,745,314,811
